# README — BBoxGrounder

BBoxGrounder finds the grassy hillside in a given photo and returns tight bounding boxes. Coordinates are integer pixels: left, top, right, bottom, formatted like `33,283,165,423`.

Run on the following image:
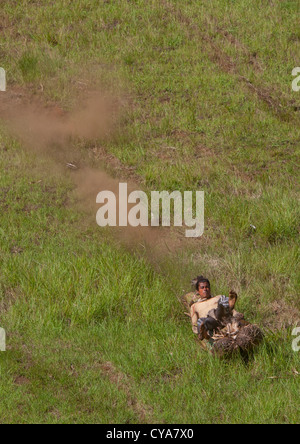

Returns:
0,0,299,424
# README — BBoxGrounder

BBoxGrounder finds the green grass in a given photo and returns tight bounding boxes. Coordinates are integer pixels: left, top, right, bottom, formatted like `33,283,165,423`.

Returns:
0,0,299,424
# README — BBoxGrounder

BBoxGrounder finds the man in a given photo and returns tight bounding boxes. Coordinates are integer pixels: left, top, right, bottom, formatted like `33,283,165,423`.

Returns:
189,276,238,335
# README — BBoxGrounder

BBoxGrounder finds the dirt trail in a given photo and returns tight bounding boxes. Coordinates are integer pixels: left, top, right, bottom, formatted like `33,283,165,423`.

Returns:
0,86,193,259
165,5,298,120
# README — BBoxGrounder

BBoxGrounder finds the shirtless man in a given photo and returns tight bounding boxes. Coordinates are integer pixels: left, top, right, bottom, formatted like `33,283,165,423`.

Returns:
189,276,238,335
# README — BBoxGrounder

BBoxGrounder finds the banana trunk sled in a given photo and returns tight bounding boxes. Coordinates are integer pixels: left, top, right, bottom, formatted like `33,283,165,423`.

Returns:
182,279,263,358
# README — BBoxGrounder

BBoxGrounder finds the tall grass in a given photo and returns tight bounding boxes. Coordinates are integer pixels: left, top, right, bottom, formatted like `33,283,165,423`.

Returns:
0,0,299,424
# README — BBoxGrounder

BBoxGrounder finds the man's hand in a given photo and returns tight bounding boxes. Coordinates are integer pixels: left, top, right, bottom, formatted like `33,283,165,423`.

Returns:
229,290,238,310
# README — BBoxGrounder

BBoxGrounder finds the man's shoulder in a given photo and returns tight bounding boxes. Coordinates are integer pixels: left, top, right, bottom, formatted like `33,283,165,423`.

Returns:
182,292,198,307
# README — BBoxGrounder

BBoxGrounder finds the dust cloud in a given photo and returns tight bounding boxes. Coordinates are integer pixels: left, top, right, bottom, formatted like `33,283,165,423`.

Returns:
0,87,187,256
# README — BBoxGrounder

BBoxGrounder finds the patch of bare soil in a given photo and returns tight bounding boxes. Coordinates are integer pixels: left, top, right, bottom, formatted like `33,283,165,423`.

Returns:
0,287,20,313
14,375,30,386
100,361,153,423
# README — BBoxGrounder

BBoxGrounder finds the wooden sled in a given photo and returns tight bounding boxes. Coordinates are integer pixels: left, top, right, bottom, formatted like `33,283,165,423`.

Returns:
182,292,263,358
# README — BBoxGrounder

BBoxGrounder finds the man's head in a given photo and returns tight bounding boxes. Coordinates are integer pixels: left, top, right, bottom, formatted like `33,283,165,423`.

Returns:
195,276,211,299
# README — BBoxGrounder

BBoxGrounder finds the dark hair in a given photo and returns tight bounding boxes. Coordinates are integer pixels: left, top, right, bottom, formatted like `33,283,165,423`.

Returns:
193,275,210,291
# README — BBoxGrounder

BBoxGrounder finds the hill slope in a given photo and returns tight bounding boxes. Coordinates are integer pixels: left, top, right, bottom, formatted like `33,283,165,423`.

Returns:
0,0,299,424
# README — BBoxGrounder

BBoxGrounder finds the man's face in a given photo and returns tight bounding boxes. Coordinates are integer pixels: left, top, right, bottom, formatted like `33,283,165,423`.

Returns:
198,282,211,298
